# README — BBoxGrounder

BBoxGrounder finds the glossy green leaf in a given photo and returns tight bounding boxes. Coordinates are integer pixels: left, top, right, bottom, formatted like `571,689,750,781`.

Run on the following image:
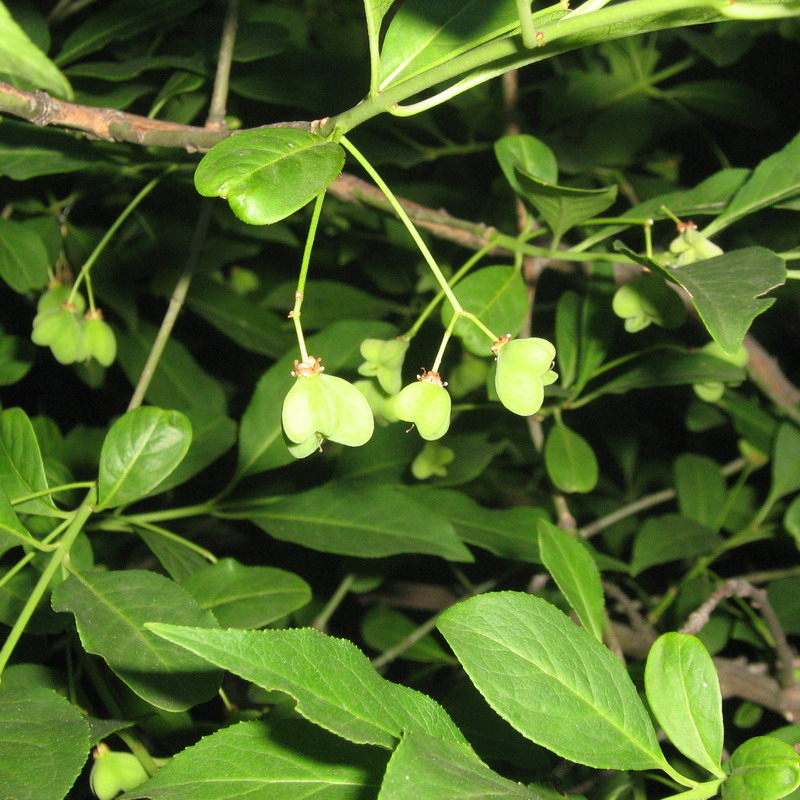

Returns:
182,558,311,629
442,266,528,356
96,407,192,510
495,134,558,196
195,129,345,225
515,170,618,241
246,482,472,561
675,454,727,528
147,624,467,748
592,348,746,397
705,130,800,236
379,0,519,91
0,3,72,99
645,633,724,777
237,320,395,480
128,718,385,800
0,218,50,293
51,570,222,711
437,592,667,770
722,736,800,800
0,484,35,556
377,731,547,800
770,423,800,502
630,514,723,576
0,685,89,800
362,606,455,664
544,423,598,493
0,407,58,516
538,519,604,640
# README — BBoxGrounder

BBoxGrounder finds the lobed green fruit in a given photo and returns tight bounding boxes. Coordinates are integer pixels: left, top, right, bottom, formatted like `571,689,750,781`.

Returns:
393,376,451,441
90,750,149,800
358,338,409,395
494,337,557,416
693,341,748,403
612,274,686,332
37,283,86,315
31,306,86,364
411,441,455,480
669,226,724,266
83,316,117,366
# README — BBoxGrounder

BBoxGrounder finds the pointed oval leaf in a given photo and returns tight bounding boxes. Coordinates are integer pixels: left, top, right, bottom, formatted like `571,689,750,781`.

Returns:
645,633,724,778
96,407,192,510
146,624,467,749
437,591,667,771
495,134,558,195
544,423,598,493
51,570,222,711
675,454,727,528
631,514,722,576
129,718,385,800
538,519,604,641
181,558,311,629
194,129,345,225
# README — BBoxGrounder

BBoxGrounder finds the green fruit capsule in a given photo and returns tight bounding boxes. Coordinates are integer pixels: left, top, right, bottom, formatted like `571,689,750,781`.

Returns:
37,284,86,315
31,306,86,364
358,338,409,395
83,314,117,367
612,274,686,332
90,748,149,800
393,370,451,441
494,337,557,416
411,441,455,480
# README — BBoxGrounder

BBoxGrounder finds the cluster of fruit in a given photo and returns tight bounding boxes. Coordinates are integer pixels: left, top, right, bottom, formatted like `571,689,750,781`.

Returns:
281,335,558,457
31,283,117,366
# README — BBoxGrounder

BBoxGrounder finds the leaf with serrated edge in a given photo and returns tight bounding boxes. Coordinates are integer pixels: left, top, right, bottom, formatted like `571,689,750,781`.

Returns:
146,624,466,749
437,592,667,770
645,633,725,778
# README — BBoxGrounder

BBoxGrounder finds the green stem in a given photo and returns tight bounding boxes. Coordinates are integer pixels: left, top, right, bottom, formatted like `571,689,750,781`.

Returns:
515,0,539,48
0,487,96,682
339,135,464,313
206,0,240,128
311,573,355,632
12,481,95,505
0,519,71,591
291,192,326,362
69,170,173,305
129,520,218,564
431,314,460,374
120,501,216,524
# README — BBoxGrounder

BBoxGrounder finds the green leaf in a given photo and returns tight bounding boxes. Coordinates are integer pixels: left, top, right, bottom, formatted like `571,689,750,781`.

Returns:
0,325,34,386
722,736,800,800
96,407,192,510
538,519,604,641
675,454,727,528
146,624,467,748
51,570,222,712
182,558,311,629
544,423,599,493
0,406,58,516
591,348,746,397
194,129,345,225
361,606,455,664
55,0,204,65
515,170,618,241
555,291,581,389
495,134,558,195
0,217,50,293
379,0,519,91
0,685,90,800
0,484,35,557
656,248,786,355
0,3,72,98
770,423,800,502
137,529,209,583
645,633,725,777
630,514,723,576
705,131,800,236
128,718,386,800
377,730,547,800
421,432,506,487
246,482,473,561
442,266,528,357
437,592,667,770
236,320,395,480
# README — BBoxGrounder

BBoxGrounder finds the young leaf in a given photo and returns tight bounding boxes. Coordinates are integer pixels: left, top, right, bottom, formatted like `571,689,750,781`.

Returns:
245,482,473,561
127,718,386,800
377,730,547,800
437,592,667,770
0,407,58,516
645,633,725,778
722,736,800,800
146,624,468,749
181,558,311,629
51,570,222,712
538,519,604,641
96,407,192,510
194,129,345,225
441,266,528,356
0,686,90,800
544,423,599,493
